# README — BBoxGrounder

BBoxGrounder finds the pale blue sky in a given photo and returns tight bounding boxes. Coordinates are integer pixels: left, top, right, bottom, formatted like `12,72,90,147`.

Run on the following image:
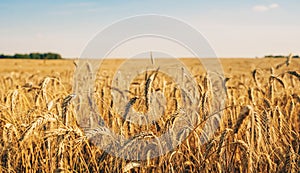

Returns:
0,0,299,58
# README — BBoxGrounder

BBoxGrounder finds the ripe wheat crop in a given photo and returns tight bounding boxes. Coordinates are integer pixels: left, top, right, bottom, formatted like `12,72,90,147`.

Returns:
0,58,299,172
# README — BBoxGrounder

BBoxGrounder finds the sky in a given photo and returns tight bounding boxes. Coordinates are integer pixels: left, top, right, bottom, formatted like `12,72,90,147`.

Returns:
0,0,299,58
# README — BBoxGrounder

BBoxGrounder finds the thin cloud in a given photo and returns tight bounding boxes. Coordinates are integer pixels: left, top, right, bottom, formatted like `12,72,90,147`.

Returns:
252,3,280,12
269,3,279,9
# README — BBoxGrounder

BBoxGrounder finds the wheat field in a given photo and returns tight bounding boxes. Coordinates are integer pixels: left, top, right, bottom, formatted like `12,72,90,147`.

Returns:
0,58,299,172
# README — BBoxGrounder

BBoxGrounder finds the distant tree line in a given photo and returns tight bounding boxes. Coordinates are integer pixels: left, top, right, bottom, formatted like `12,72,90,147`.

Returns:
0,53,62,59
264,55,299,58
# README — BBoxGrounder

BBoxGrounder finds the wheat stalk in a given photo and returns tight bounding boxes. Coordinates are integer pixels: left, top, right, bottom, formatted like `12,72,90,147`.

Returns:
234,105,252,134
